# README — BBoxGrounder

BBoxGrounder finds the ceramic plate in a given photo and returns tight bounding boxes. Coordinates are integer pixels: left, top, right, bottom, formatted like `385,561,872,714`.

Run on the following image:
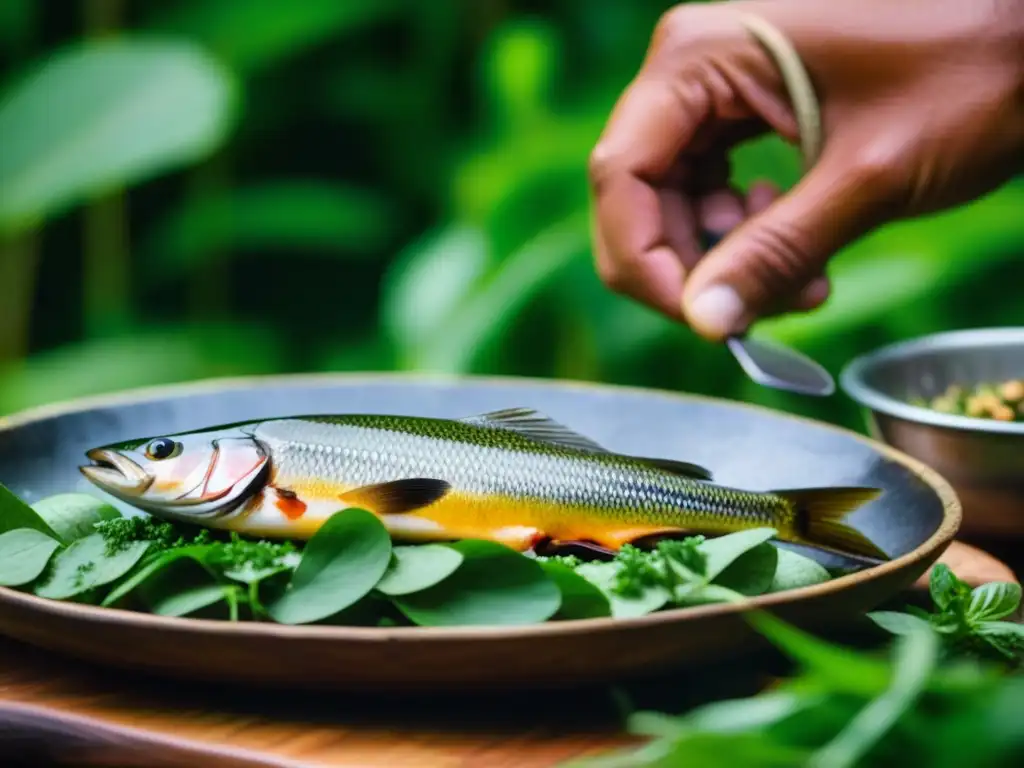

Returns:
0,374,960,691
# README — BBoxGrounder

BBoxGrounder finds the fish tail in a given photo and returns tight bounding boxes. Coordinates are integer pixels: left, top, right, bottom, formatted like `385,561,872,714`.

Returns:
773,486,889,561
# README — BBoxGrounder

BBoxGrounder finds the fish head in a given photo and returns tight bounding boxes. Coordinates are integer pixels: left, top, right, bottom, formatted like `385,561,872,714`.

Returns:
79,426,269,520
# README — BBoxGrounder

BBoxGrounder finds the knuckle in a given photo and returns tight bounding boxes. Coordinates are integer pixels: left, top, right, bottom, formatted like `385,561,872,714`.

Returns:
847,143,905,196
587,141,615,192
742,222,818,297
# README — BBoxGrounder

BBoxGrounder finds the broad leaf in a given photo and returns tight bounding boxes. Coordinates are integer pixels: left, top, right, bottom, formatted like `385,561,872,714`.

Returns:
375,544,464,597
0,482,60,539
575,560,670,619
0,324,284,415
768,548,832,593
699,529,779,583
145,181,400,280
713,542,778,596
867,611,933,637
0,38,236,235
393,540,561,627
967,582,1021,623
0,528,61,586
152,584,230,618
539,560,612,620
101,546,213,607
30,493,121,544
33,534,149,600
267,509,392,625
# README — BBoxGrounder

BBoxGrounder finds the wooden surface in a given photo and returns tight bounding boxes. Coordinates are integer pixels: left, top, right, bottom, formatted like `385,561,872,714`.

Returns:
0,539,1017,768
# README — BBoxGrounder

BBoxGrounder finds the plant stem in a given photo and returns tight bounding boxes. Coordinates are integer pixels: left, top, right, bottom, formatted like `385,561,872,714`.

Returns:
82,0,129,338
0,231,40,364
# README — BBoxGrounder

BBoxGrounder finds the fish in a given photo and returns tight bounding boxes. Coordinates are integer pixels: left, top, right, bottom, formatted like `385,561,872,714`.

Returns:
77,407,889,561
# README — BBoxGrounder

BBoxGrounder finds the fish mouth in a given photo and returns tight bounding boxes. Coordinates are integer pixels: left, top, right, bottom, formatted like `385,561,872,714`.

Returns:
79,448,154,496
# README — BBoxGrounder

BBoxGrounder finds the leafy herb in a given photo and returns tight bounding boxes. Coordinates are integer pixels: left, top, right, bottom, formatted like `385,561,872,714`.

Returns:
266,508,393,625
0,528,61,586
33,533,150,600
868,563,1024,667
393,539,562,626
30,493,121,544
375,544,464,596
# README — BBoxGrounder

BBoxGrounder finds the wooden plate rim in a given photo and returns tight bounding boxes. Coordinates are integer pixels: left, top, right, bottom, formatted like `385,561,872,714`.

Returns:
0,372,962,641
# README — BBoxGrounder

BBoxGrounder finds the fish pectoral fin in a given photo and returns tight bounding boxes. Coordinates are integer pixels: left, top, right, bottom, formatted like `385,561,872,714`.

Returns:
627,456,713,481
339,478,452,515
590,526,695,551
459,407,609,453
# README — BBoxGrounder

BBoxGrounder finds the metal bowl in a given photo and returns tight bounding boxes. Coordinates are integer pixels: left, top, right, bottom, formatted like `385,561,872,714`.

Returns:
841,327,1024,540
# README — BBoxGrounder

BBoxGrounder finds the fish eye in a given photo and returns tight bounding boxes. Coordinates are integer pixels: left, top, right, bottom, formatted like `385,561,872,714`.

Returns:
144,438,182,461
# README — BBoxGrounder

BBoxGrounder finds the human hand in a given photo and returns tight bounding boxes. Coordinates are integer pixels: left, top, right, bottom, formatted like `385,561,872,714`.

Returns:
588,0,1024,341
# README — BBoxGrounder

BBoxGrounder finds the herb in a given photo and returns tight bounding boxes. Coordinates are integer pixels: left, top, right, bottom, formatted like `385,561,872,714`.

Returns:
868,563,1024,667
569,565,1024,768
0,483,854,629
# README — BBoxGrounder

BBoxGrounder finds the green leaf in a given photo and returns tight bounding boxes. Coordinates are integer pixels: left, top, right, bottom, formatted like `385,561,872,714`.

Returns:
0,38,236,236
374,544,464,597
712,542,778,596
746,611,892,697
0,482,60,539
967,582,1021,623
381,223,490,359
767,548,832,593
867,611,933,636
399,212,590,373
539,560,612,620
0,528,61,586
699,528,779,583
0,324,284,415
151,584,229,618
393,540,561,627
975,621,1024,639
33,534,150,600
930,564,965,612
145,181,400,281
30,493,121,544
146,0,403,74
267,509,393,625
810,622,939,768
575,560,671,619
100,546,213,607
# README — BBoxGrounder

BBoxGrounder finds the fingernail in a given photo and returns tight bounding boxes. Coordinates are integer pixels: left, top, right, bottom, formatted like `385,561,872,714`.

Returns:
685,285,747,338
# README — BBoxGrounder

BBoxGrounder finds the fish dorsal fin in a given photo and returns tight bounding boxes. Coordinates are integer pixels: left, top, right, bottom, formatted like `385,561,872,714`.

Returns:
628,455,713,481
460,408,714,480
459,407,609,454
340,478,451,515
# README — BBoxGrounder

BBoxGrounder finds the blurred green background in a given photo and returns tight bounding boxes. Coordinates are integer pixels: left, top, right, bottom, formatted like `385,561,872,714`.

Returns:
2,0,1023,432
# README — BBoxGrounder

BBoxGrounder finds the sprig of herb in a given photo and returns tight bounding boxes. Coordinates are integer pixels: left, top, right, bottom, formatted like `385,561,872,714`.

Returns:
868,563,1024,667
568,563,1024,768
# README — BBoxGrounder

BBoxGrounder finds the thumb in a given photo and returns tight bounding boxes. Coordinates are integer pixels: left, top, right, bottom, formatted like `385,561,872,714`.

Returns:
680,149,896,341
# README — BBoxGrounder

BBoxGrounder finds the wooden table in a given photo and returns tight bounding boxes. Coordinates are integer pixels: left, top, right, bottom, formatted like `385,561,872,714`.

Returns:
0,541,1016,768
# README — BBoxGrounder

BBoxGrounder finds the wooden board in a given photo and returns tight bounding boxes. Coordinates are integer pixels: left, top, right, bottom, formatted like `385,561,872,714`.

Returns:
0,541,1016,768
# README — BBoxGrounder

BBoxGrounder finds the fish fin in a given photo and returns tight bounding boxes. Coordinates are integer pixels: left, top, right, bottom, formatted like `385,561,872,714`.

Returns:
459,407,610,453
627,456,713,481
773,487,889,561
339,478,451,515
589,526,694,550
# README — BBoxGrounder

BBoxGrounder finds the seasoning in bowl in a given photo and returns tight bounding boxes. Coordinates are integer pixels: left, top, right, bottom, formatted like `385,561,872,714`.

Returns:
911,380,1024,421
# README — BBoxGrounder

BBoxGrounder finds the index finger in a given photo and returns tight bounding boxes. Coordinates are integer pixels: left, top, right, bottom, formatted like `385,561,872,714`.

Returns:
588,74,712,319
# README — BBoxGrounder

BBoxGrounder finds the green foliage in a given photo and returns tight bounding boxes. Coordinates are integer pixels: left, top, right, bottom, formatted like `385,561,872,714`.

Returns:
0,0,1020,430
0,37,237,235
569,566,1024,768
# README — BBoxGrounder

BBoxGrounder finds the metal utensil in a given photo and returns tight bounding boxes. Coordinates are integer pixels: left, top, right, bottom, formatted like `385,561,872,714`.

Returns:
840,327,1024,541
701,13,835,398
699,230,836,397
